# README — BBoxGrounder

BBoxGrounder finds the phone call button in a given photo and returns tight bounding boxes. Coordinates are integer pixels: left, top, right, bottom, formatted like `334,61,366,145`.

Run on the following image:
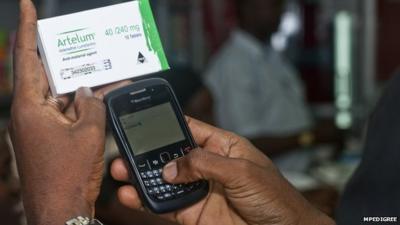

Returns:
160,152,171,163
181,146,192,155
138,160,150,171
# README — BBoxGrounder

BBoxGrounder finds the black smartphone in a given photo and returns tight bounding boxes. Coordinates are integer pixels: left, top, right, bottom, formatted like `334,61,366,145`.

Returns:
105,78,209,214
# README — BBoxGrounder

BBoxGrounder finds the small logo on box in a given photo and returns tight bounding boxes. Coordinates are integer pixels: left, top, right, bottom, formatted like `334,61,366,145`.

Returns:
137,52,147,64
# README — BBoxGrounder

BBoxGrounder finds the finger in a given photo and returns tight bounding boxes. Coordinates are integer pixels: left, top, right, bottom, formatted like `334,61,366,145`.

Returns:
16,0,37,52
63,81,131,121
94,80,133,100
57,95,71,112
44,92,71,112
37,59,51,97
61,94,77,121
186,116,239,155
64,103,77,121
117,185,143,210
74,87,106,129
163,149,247,188
186,116,273,168
14,1,49,100
111,158,130,182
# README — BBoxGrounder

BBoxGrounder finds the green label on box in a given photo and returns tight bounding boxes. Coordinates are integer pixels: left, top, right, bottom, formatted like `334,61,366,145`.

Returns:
139,0,170,70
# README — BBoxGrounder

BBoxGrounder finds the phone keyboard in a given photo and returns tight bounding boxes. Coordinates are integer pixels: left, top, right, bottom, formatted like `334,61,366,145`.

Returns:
140,168,201,202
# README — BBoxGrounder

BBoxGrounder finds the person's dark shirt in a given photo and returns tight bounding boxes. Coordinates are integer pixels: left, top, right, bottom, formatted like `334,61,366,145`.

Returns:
337,74,400,224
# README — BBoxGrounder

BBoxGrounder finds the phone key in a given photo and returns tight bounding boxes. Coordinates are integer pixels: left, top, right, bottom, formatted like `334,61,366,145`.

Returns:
156,195,165,201
160,152,171,163
153,187,160,194
151,159,160,167
148,189,154,195
166,185,172,192
140,172,147,179
182,146,192,155
150,179,157,186
138,163,148,171
160,186,166,193
153,170,160,177
158,169,163,174
146,171,154,178
172,152,180,159
144,180,151,187
164,193,172,199
156,178,163,185
186,184,195,192
175,189,185,196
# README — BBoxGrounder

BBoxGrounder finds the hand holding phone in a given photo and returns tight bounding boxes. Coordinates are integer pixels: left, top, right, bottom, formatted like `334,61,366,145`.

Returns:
105,78,209,213
111,117,336,225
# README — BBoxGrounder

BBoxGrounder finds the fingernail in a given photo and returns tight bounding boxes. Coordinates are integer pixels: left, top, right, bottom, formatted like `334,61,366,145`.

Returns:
163,161,178,180
78,87,93,96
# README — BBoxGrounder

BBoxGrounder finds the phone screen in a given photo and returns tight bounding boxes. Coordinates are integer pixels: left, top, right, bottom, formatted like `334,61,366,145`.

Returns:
119,102,185,155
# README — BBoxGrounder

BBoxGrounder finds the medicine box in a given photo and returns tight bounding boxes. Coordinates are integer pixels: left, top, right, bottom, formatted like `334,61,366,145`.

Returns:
37,0,169,96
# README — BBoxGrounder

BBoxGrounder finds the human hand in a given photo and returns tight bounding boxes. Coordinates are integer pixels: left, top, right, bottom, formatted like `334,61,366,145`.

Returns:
112,117,335,225
9,1,130,224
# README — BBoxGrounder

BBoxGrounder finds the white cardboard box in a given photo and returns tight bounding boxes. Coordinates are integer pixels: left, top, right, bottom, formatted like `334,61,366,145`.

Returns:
37,0,169,96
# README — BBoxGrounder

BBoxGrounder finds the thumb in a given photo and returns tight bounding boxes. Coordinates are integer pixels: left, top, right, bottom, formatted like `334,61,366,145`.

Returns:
74,87,106,129
163,149,248,188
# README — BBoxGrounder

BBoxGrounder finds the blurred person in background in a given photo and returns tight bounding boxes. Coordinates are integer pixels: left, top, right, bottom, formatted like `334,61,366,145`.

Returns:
189,0,341,174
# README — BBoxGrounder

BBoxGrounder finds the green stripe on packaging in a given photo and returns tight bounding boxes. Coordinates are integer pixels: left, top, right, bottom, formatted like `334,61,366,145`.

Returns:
139,0,170,70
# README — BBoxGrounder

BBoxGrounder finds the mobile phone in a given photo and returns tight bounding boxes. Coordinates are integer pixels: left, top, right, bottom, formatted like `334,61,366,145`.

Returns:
105,78,209,214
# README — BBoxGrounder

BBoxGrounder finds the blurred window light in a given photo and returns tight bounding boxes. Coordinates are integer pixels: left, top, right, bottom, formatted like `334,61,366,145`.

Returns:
335,12,352,78
272,4,301,52
336,111,352,129
281,11,301,35
272,33,288,51
334,11,353,130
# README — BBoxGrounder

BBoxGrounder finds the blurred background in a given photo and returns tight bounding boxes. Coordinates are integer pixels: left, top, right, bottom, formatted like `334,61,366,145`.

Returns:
0,0,399,224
